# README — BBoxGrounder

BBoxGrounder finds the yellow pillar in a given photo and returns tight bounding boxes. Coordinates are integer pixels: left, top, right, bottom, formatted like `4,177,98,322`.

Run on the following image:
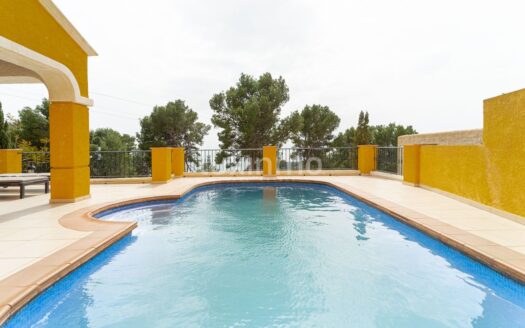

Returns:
357,145,377,175
49,102,90,202
171,147,185,177
0,149,22,174
263,146,277,177
403,145,421,186
151,147,172,183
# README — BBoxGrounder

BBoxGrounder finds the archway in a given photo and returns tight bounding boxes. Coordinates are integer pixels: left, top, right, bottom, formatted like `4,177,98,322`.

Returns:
0,0,96,202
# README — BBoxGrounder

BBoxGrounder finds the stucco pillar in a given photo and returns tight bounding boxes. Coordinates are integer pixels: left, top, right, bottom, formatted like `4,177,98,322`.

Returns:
151,147,172,183
263,146,277,177
49,102,90,202
171,147,184,177
403,145,421,186
0,149,22,174
357,145,377,175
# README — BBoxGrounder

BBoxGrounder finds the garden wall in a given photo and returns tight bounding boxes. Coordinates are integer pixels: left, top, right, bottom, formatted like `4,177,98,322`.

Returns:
404,88,525,218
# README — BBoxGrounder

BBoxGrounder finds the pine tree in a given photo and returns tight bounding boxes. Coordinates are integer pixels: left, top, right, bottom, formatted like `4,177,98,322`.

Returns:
355,110,372,145
0,102,11,149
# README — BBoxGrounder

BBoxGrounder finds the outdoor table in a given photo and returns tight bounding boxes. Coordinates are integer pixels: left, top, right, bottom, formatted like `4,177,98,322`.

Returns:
0,176,50,199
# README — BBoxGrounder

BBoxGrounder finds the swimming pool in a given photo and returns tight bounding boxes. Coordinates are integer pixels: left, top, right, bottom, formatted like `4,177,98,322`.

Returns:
4,183,525,327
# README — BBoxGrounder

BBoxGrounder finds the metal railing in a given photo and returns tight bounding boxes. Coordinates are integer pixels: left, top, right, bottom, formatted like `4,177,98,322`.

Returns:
376,147,403,175
22,152,50,173
21,151,152,178
185,148,263,172
20,146,367,177
90,150,151,178
278,147,358,171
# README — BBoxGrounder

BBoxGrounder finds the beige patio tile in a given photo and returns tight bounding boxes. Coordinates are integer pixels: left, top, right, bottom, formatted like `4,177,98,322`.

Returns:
507,259,525,271
448,233,495,247
0,240,75,259
0,305,10,323
410,218,449,227
0,241,27,253
509,246,525,255
0,286,27,306
35,228,89,240
475,245,525,260
0,263,61,287
440,217,525,231
0,229,46,241
471,230,525,247
0,258,39,281
428,224,466,235
0,230,17,238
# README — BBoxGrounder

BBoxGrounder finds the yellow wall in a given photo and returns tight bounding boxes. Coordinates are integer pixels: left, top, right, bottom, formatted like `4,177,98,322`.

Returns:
263,146,277,177
410,88,525,218
419,145,491,204
49,102,90,200
402,145,420,185
358,145,377,175
0,0,89,96
171,147,184,177
0,149,22,174
1,1,93,201
151,148,172,183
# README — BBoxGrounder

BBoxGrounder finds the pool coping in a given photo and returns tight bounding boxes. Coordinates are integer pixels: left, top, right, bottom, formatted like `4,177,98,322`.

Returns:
1,177,525,325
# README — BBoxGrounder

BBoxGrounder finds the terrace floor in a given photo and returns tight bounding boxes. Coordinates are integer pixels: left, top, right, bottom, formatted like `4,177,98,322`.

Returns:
1,175,525,321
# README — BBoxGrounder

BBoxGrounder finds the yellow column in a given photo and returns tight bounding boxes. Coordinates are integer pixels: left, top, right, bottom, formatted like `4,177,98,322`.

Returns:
151,147,172,183
171,147,185,177
403,145,421,186
49,102,90,202
0,149,22,174
357,145,377,175
263,146,277,177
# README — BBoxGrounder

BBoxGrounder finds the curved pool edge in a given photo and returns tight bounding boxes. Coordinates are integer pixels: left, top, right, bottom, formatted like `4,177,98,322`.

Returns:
1,177,525,326
0,206,138,326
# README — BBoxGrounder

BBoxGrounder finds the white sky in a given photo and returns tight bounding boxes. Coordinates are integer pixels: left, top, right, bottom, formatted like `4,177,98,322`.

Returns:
1,0,524,148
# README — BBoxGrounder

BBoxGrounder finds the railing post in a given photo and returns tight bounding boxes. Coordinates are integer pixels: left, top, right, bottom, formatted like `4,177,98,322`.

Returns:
0,149,22,174
357,145,377,175
151,147,172,183
403,144,421,186
263,145,277,177
171,147,185,177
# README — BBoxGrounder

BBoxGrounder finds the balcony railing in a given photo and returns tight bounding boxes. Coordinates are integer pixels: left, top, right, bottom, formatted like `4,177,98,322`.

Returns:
20,146,367,178
22,150,152,178
278,147,358,171
90,150,151,178
376,147,403,175
185,148,263,172
22,152,50,173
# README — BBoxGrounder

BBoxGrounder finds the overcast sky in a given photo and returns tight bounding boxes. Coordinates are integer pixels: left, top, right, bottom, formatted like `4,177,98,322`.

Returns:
1,0,525,148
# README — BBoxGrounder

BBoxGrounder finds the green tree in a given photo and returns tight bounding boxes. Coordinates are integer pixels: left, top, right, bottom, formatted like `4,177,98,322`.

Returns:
0,102,11,149
18,98,49,149
372,123,417,146
137,100,210,150
5,113,21,148
90,128,136,151
90,128,140,178
332,127,357,147
355,111,372,145
36,98,49,120
326,127,358,169
210,72,290,150
284,104,340,148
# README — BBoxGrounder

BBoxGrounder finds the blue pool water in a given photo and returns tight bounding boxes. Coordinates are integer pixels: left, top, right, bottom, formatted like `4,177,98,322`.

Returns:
4,183,525,327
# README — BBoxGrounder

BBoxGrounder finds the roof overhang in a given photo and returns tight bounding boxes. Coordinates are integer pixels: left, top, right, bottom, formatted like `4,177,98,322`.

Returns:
38,0,98,56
